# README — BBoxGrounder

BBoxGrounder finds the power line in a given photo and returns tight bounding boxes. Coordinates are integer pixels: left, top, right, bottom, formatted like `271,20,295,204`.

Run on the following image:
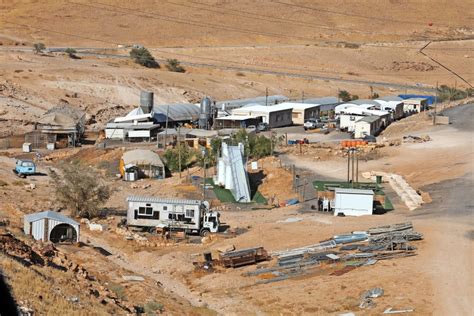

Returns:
3,20,119,45
178,0,375,35
67,0,321,43
272,1,461,28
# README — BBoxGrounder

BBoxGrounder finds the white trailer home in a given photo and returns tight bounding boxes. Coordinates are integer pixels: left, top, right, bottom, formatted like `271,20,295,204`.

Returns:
374,100,404,120
231,104,293,128
354,116,382,138
333,188,374,216
126,196,220,236
339,108,391,132
402,98,428,114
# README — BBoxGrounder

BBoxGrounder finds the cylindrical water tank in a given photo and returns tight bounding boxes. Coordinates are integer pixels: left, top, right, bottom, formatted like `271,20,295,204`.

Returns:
140,91,154,114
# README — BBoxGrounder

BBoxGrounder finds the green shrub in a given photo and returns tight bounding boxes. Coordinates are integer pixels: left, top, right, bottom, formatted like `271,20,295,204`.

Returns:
144,300,164,315
165,59,185,73
33,42,46,54
163,143,194,172
130,47,159,68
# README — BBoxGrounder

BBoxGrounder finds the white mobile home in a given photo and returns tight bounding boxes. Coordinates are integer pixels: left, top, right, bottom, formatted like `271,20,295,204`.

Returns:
333,188,374,216
402,98,428,114
277,102,321,125
374,100,404,120
231,104,293,128
354,116,382,138
339,107,391,132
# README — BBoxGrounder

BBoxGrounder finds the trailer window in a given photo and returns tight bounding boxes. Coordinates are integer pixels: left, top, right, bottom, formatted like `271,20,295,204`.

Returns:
163,206,167,211
186,209,195,217
138,206,153,216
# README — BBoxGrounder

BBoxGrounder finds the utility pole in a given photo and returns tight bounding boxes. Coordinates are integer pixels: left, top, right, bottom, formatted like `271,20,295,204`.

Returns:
265,88,268,106
302,91,305,103
356,150,359,184
178,125,181,178
433,81,438,125
347,149,351,183
351,149,355,188
163,105,170,148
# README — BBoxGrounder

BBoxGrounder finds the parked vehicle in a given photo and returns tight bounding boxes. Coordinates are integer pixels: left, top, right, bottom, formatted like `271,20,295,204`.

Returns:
362,135,377,143
304,118,324,130
126,196,220,236
13,159,36,178
257,122,270,132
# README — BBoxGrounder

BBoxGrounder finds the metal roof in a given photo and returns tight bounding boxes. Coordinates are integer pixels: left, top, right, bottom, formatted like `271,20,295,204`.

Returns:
24,211,79,226
357,116,380,124
217,95,289,107
153,103,200,122
349,99,380,106
279,102,321,110
294,97,339,105
335,188,374,195
232,103,293,114
377,96,403,102
127,195,203,205
186,129,218,138
122,149,164,167
215,115,261,121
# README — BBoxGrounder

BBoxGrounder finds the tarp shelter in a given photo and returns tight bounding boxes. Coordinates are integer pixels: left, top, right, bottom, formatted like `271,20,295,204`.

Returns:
398,94,436,105
35,105,86,147
121,149,165,179
24,211,80,243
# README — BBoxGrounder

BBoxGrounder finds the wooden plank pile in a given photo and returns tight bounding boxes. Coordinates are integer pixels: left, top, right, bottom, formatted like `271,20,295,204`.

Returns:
220,247,270,268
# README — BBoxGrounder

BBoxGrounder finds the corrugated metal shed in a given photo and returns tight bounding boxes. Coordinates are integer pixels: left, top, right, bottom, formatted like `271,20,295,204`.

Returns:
217,95,289,108
127,195,202,205
24,211,80,242
153,103,200,122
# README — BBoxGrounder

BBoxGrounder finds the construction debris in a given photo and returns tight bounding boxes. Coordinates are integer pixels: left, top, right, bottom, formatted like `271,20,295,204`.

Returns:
402,135,431,143
220,247,270,268
245,222,422,284
383,307,415,314
359,287,384,309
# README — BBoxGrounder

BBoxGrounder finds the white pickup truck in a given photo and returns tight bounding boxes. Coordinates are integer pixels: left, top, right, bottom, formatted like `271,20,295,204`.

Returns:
304,118,324,130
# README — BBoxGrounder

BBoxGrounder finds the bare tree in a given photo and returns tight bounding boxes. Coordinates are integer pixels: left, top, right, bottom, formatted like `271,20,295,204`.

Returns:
33,43,46,54
49,161,110,218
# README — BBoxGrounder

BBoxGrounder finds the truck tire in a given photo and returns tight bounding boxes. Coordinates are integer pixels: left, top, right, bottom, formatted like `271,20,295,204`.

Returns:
200,228,210,237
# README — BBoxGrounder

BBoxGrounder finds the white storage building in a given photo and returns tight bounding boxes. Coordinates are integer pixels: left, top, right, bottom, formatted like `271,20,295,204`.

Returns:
339,108,391,132
333,188,374,216
231,104,293,128
24,211,80,243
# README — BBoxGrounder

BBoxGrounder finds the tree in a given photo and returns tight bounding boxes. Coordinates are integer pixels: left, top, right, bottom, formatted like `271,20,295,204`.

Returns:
166,58,185,73
65,48,78,58
33,42,46,54
163,143,194,172
351,94,359,100
130,47,159,68
49,161,111,218
338,90,351,102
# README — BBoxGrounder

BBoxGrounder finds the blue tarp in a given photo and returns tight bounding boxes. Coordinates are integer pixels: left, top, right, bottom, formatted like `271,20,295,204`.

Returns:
398,94,437,105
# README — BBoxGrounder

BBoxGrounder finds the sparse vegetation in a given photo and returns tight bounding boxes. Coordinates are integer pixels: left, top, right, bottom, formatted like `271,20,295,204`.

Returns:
49,161,111,218
338,90,359,102
65,48,78,59
108,283,126,300
163,142,194,172
437,84,471,102
144,300,164,315
130,47,159,68
165,58,185,73
33,42,46,54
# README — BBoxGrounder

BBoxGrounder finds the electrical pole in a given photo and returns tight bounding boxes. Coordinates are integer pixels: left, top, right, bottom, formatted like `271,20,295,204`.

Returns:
163,105,170,148
265,88,268,106
356,150,359,184
434,81,438,125
351,149,355,188
178,125,181,179
347,149,350,183
302,91,305,103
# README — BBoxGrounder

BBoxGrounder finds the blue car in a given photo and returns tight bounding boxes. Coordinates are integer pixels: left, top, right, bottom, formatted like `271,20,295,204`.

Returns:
13,159,36,178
